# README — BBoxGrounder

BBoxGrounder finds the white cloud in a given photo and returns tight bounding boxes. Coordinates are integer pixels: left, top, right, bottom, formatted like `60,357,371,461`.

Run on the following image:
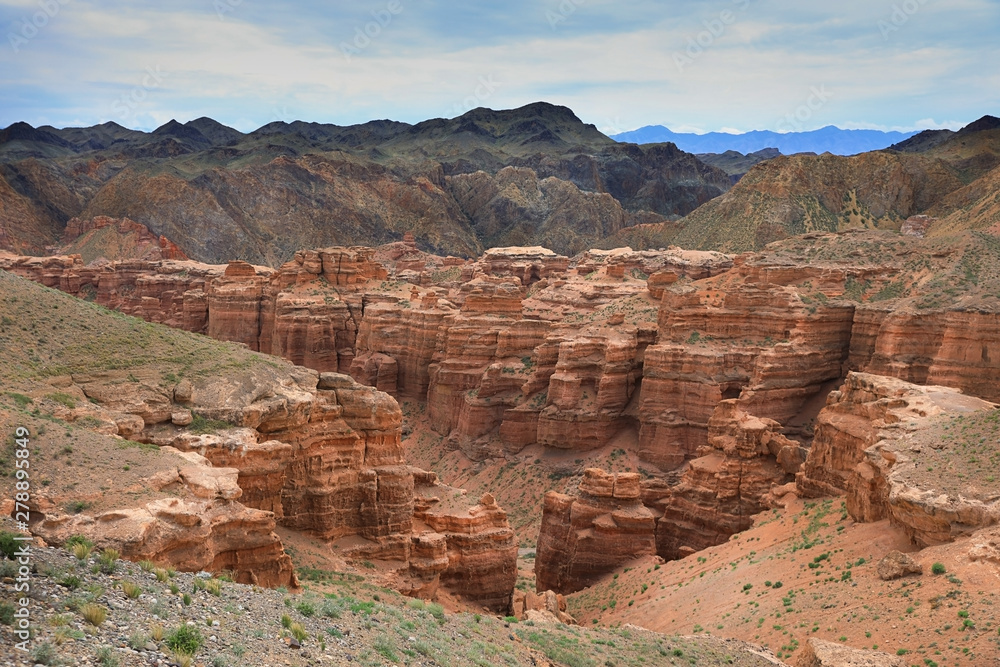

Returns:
0,0,996,133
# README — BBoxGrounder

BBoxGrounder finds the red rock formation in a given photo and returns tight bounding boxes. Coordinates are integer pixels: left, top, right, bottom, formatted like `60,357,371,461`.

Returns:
796,372,953,498
411,491,518,611
535,469,657,594
61,215,190,261
471,246,571,286
848,306,1000,403
167,430,292,517
802,373,1000,547
30,446,296,588
535,329,645,451
656,401,803,560
900,215,935,237
511,590,576,624
639,262,856,469
354,303,450,399
35,497,297,587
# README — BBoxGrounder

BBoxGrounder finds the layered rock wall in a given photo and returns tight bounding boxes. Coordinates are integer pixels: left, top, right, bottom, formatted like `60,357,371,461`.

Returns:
656,401,804,560
801,373,1000,547
535,469,656,594
849,306,1000,403
639,263,856,469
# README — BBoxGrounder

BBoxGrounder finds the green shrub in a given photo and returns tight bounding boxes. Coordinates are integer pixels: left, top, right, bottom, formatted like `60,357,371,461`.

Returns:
66,500,91,515
95,646,120,667
8,392,33,408
48,392,77,409
80,603,107,626
290,621,307,642
189,413,233,435
931,562,946,575
0,601,15,625
165,625,203,653
31,642,58,666
64,535,93,548
0,531,20,559
373,635,399,661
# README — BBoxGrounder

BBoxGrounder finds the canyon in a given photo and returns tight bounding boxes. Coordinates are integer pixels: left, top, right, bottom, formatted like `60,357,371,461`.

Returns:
3,214,1000,665
4,224,1000,566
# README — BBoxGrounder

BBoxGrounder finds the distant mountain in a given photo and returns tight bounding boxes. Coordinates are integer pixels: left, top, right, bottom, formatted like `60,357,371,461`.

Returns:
0,103,731,262
603,115,1000,253
611,125,918,156
695,148,782,184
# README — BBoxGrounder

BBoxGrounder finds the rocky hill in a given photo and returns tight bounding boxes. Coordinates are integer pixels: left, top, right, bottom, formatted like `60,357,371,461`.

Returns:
697,148,783,184
0,528,787,666
0,103,731,263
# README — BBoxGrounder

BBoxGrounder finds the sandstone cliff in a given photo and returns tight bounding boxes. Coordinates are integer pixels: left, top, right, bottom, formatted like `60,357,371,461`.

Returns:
0,269,517,608
798,372,999,547
535,469,657,594
7,228,1000,596
656,401,804,560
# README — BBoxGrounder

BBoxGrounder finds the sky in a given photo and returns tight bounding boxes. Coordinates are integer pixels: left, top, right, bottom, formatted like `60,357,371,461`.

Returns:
1,0,997,135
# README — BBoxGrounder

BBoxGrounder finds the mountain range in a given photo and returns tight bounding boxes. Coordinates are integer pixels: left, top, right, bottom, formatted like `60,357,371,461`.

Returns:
611,125,919,156
1,105,998,263
0,103,729,264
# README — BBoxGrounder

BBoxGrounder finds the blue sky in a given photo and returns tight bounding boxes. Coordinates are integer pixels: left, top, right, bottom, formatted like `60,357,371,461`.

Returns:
1,0,997,134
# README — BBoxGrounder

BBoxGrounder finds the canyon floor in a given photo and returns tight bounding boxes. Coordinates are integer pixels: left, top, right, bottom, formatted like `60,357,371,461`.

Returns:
573,497,1000,666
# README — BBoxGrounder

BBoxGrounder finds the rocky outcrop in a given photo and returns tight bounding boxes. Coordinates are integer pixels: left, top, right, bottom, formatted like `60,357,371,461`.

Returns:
472,246,571,285
800,372,999,547
170,431,292,516
798,638,906,667
511,590,576,624
798,372,986,497
29,447,296,588
849,306,1000,403
61,215,189,262
409,491,518,612
35,497,297,588
875,551,923,580
535,470,657,594
656,401,803,560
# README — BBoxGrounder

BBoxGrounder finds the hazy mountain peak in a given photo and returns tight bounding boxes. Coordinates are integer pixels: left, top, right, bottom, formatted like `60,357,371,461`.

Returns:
612,125,919,156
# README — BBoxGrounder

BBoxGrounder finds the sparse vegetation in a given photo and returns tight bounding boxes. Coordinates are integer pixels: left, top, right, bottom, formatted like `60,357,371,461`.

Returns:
79,603,108,626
